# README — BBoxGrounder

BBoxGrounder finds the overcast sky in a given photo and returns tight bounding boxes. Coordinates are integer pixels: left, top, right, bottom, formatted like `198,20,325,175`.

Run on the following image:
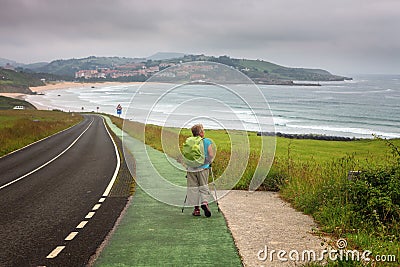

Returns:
1,0,399,75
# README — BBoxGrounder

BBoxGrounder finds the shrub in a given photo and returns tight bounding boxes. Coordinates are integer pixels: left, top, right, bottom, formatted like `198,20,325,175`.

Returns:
348,166,400,235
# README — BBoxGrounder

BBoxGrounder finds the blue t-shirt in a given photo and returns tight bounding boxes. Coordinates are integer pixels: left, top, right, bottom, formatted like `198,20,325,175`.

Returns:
200,138,212,169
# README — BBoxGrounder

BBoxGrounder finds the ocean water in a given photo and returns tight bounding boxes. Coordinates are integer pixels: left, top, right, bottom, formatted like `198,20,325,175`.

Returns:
26,74,400,139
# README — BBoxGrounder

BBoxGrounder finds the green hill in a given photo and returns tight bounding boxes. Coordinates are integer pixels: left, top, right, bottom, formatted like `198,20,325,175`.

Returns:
216,56,350,82
0,95,36,110
32,56,145,77
0,69,42,93
0,68,66,93
25,54,351,83
238,59,342,80
168,55,351,83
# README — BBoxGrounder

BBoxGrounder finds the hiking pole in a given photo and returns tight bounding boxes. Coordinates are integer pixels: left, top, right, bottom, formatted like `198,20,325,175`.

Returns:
182,173,188,213
181,194,187,213
210,165,220,212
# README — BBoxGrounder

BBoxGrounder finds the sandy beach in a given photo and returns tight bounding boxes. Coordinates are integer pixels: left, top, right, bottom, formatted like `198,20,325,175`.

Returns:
0,81,141,110
29,81,142,93
0,81,141,97
0,93,26,99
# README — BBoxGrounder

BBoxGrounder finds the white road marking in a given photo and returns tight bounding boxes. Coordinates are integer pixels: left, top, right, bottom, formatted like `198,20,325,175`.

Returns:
46,246,65,259
76,221,88,229
0,118,94,191
101,117,121,197
85,211,95,219
65,231,79,241
44,116,120,263
92,204,101,211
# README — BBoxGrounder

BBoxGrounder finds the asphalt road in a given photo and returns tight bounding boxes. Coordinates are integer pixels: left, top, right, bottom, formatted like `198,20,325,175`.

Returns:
0,114,130,267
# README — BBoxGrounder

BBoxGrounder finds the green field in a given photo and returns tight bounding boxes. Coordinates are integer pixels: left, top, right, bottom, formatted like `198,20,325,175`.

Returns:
0,110,82,156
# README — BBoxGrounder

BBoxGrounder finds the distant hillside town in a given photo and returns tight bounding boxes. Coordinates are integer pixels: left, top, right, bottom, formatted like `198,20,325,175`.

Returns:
74,62,218,81
0,53,352,93
75,63,165,79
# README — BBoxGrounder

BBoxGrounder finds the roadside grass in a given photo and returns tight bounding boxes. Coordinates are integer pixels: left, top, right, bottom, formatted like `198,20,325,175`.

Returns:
0,110,82,156
110,115,400,266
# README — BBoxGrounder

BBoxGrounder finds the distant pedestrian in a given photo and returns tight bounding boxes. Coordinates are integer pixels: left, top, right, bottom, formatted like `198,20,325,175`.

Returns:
183,124,214,217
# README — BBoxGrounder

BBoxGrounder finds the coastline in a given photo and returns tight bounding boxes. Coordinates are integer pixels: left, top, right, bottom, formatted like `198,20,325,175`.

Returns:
29,81,143,93
0,93,26,100
0,81,142,97
0,81,142,110
2,80,399,139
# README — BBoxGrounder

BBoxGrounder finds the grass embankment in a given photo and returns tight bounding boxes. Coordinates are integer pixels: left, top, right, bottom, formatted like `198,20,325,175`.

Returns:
0,96,36,110
110,116,399,266
0,110,82,156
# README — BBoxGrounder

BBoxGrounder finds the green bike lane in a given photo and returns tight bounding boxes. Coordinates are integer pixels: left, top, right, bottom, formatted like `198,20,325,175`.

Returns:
94,116,242,266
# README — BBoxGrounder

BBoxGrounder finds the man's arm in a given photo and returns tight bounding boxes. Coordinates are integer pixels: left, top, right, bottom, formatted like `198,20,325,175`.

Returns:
207,143,214,163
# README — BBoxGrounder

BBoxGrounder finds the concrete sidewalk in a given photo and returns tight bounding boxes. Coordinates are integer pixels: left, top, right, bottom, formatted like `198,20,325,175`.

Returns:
93,117,241,266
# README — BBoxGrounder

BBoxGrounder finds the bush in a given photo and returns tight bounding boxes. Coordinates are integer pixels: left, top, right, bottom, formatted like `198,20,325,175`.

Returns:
348,166,400,234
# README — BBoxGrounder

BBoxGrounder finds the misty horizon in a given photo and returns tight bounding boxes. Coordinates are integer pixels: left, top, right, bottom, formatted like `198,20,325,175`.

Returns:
1,0,400,75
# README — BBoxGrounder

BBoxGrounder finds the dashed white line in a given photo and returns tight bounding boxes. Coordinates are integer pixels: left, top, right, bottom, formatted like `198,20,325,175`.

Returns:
92,204,101,211
76,221,88,229
65,231,79,241
46,246,65,259
85,211,96,219
45,116,120,262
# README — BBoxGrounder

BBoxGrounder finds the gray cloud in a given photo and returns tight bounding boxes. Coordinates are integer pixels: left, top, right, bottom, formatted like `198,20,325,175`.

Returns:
0,0,399,74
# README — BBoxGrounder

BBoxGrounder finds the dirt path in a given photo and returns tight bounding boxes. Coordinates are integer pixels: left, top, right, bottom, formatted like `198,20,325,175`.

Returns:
218,190,328,267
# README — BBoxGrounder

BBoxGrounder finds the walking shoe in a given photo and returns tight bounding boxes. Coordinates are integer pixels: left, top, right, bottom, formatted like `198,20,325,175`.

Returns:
192,208,200,216
201,202,211,217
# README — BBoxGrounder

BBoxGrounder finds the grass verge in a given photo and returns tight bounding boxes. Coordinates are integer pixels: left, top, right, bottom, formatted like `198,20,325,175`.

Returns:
0,110,83,157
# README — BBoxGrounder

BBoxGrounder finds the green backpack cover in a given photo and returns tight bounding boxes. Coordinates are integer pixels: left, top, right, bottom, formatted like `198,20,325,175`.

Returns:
182,136,205,168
